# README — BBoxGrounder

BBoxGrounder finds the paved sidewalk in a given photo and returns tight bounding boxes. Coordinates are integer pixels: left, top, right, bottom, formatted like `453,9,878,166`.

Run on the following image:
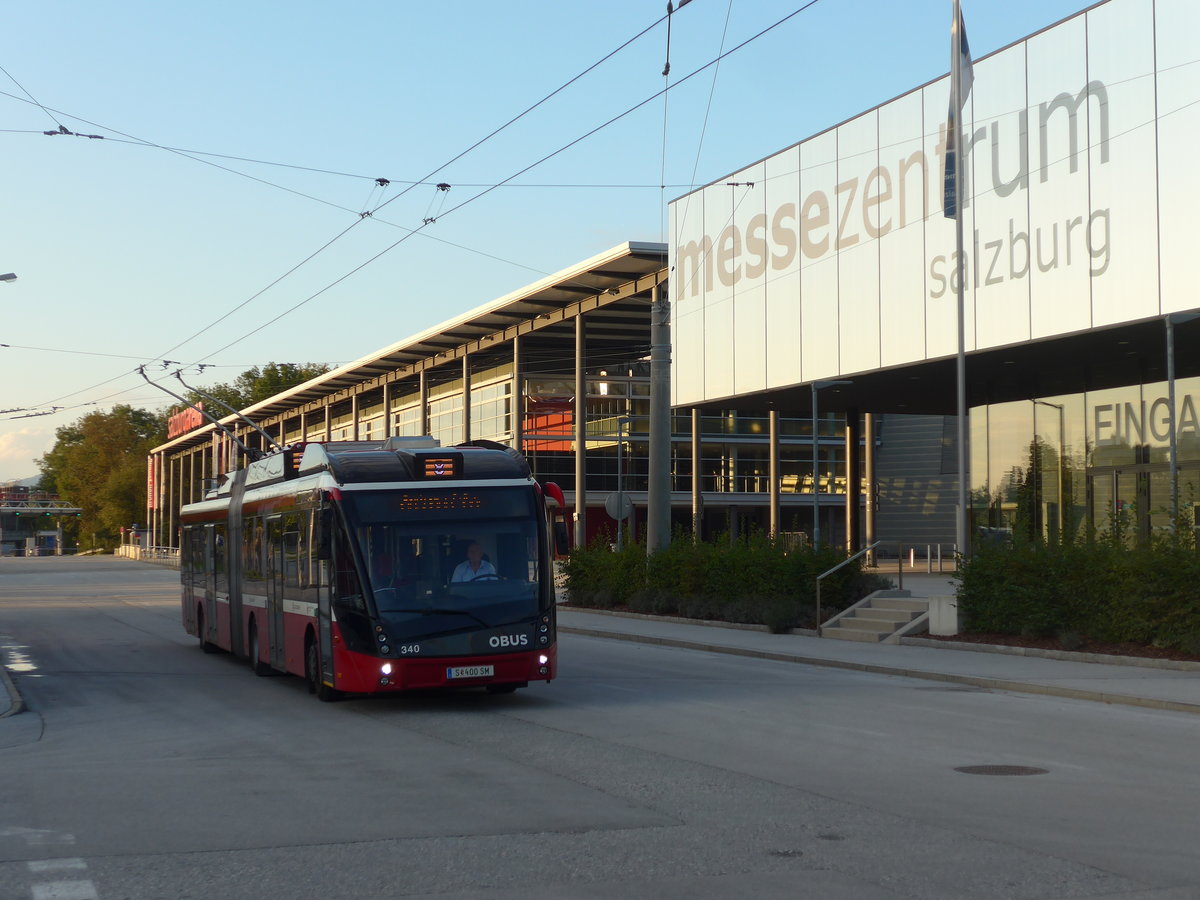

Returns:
558,603,1200,716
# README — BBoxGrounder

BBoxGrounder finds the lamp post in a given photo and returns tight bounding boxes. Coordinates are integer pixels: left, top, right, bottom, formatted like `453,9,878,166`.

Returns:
1166,312,1200,525
615,415,631,551
1033,400,1065,540
811,380,852,549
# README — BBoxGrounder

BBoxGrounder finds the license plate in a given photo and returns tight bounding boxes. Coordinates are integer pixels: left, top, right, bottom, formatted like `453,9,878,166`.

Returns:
447,665,494,680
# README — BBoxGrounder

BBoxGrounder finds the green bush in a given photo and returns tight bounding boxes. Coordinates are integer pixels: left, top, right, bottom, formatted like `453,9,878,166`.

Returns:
563,530,883,632
956,528,1200,652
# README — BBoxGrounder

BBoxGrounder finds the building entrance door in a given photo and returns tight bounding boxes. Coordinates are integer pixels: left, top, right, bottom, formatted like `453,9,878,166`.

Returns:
1087,463,1200,543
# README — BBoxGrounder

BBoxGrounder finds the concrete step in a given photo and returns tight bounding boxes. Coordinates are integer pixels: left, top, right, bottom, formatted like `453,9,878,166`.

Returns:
838,617,897,633
871,597,928,613
822,626,884,642
855,606,919,623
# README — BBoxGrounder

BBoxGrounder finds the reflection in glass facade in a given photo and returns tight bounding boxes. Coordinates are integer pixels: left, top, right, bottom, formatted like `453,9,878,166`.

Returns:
972,377,1200,544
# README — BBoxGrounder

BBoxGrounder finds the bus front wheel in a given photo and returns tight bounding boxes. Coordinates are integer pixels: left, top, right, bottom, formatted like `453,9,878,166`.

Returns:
305,639,340,702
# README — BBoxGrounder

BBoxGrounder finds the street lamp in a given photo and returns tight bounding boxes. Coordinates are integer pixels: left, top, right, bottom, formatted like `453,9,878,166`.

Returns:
811,380,852,549
1166,312,1200,525
1033,400,1065,540
615,415,631,551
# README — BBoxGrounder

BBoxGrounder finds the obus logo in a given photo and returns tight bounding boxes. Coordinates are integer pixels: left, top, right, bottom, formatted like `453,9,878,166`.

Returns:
489,634,529,648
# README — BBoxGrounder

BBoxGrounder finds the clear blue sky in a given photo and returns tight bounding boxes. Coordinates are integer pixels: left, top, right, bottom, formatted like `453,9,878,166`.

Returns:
0,0,1091,482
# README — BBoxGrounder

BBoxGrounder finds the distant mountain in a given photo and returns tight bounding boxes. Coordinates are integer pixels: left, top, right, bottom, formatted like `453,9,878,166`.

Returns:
1,476,41,489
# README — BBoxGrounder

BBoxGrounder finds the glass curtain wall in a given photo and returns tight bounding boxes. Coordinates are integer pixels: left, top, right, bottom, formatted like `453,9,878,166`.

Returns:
972,376,1200,544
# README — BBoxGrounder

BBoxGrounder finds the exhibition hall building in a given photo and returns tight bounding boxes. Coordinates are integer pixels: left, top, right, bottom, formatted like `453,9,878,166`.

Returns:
149,0,1199,553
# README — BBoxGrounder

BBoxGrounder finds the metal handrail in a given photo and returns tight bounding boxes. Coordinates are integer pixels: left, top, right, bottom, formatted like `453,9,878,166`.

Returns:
815,540,883,637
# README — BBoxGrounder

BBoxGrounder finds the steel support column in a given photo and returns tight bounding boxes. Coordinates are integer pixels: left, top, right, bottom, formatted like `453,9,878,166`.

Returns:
512,335,523,452
691,408,702,540
574,314,587,548
646,281,671,554
844,408,860,553
769,409,780,538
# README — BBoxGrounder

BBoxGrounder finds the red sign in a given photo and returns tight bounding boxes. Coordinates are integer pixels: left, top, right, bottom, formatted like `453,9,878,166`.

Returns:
167,402,205,439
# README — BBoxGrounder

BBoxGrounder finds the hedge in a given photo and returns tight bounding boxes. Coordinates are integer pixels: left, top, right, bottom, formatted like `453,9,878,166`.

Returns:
561,531,890,633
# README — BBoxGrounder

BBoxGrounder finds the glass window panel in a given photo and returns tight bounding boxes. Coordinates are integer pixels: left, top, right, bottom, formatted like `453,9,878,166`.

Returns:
764,147,803,389
1026,15,1092,338
1087,384,1143,467
671,183,707,405
837,111,881,376
729,162,767,396
800,130,841,382
1087,0,1158,326
1155,0,1200,314
922,75,975,359
878,91,929,367
970,42,1033,349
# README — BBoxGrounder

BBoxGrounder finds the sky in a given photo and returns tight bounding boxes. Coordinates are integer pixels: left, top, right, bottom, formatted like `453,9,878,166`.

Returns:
0,0,1094,483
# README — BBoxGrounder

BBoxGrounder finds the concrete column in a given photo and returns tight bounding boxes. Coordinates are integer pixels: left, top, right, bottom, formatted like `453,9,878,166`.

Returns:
351,394,360,441
845,408,861,554
574,314,587,548
769,409,780,538
462,355,471,443
323,404,331,442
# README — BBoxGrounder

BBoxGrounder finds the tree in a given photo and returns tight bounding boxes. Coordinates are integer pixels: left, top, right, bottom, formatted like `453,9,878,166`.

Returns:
173,362,330,414
38,405,166,548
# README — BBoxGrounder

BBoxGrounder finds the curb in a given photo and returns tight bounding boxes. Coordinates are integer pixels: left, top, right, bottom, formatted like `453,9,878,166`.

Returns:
901,636,1200,672
559,622,1200,717
0,653,25,719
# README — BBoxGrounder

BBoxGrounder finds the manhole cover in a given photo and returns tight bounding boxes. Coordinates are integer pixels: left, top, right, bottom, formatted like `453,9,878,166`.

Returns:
955,765,1048,776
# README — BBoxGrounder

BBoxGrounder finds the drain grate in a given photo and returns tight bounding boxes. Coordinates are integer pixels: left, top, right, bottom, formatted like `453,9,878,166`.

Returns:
955,765,1048,776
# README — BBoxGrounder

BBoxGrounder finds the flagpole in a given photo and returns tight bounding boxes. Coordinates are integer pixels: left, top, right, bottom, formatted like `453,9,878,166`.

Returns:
952,0,969,561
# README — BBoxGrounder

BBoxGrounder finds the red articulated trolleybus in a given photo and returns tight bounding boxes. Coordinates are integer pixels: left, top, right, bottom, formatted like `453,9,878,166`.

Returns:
180,438,562,700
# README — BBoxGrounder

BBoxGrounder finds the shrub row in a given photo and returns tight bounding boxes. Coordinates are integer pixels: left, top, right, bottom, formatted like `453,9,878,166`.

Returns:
956,533,1200,655
562,532,890,633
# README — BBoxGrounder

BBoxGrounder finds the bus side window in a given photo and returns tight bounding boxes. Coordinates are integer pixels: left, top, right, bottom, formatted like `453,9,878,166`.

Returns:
331,520,366,612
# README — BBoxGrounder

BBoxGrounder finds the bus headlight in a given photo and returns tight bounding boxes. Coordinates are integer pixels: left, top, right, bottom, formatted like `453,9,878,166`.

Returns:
381,663,393,675
538,655,548,665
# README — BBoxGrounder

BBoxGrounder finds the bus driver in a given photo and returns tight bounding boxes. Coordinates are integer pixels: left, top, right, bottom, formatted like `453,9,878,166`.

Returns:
451,542,497,582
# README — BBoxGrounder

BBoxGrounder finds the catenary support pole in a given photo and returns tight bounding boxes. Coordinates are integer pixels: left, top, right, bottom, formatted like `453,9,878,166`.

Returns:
647,280,671,554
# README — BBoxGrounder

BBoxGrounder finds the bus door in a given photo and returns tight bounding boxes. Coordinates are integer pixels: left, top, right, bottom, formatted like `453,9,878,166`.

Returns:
200,525,217,645
316,507,340,689
266,516,287,670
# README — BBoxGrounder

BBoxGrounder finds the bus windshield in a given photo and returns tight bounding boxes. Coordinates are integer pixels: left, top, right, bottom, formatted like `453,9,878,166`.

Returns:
341,487,542,637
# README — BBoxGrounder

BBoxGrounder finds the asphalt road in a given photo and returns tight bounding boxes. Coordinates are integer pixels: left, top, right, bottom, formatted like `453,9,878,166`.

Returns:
1,556,1198,899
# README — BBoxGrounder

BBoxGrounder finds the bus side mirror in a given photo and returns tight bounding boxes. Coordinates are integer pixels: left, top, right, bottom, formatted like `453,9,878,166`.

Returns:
316,507,333,560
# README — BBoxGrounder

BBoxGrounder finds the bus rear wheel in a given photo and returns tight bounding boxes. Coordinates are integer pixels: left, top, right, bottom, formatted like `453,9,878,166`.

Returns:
305,639,340,702
197,607,218,654
248,620,270,676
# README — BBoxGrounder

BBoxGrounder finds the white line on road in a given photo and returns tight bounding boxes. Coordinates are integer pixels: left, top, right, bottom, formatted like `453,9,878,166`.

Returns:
26,860,87,873
31,880,98,900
